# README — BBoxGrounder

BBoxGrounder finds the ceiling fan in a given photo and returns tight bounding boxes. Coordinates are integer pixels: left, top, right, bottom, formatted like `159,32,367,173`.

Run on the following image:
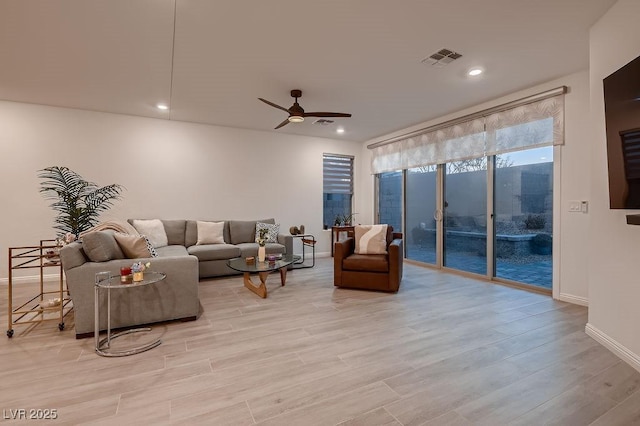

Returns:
259,89,352,129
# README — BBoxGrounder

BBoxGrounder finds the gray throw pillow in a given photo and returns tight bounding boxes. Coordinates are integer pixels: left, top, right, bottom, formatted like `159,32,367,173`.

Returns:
82,231,125,262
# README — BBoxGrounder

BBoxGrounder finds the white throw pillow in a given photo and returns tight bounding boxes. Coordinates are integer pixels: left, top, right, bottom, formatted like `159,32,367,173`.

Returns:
354,224,388,254
197,221,226,245
132,219,168,248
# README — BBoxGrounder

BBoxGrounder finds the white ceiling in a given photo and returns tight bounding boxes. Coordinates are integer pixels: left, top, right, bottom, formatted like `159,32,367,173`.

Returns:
0,0,616,143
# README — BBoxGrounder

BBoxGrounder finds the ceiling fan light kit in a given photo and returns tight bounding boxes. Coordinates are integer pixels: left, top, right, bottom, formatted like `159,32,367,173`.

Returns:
259,89,351,130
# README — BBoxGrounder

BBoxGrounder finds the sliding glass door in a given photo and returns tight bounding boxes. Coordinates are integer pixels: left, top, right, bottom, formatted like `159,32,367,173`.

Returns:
377,171,402,233
494,147,553,288
406,166,438,265
443,160,487,275
376,148,554,290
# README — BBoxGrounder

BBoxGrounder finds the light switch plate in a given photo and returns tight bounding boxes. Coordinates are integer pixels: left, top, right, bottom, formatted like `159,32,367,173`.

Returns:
569,201,581,212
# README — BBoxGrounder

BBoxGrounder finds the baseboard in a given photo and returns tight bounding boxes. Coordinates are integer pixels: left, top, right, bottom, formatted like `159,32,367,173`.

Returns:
0,273,61,285
557,293,588,306
585,323,640,374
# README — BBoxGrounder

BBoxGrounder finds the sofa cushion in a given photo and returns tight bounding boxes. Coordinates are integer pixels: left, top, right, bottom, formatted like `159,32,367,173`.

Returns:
256,222,280,243
162,220,186,246
82,231,125,262
343,253,389,272
354,224,389,255
185,220,229,247
114,233,152,259
155,245,189,257
229,218,274,244
187,244,241,261
132,219,168,248
197,221,226,245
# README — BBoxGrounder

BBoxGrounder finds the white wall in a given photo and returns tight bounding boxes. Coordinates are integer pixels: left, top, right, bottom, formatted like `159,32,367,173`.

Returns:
0,101,362,280
586,0,640,370
357,71,593,305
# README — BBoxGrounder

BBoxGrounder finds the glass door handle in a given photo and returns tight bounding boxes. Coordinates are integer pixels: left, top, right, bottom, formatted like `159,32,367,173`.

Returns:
433,209,443,221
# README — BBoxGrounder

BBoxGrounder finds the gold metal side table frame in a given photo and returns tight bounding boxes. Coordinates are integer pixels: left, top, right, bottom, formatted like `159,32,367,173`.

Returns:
94,271,166,357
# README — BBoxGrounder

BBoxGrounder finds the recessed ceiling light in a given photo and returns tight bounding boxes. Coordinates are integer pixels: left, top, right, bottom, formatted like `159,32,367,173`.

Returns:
468,68,483,77
337,128,345,134
156,104,169,110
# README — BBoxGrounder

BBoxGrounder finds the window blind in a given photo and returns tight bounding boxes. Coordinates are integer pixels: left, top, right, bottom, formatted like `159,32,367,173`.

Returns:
323,154,354,194
369,87,566,174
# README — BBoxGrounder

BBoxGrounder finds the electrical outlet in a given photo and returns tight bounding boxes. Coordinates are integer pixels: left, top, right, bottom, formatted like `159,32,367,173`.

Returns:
581,200,589,213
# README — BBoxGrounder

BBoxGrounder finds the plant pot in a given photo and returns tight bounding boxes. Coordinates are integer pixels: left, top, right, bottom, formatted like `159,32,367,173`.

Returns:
258,246,266,262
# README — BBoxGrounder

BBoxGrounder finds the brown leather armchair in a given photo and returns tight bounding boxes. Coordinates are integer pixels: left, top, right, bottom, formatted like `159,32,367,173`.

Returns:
334,227,403,292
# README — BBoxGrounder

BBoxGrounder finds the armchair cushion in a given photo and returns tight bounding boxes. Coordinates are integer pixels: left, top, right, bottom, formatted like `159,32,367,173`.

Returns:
343,253,389,272
354,224,388,254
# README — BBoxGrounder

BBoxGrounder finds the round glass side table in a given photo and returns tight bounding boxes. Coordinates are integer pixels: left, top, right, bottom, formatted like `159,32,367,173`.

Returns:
94,271,166,357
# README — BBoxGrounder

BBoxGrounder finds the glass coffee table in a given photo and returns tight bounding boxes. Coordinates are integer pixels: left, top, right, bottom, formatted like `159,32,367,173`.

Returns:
227,255,300,298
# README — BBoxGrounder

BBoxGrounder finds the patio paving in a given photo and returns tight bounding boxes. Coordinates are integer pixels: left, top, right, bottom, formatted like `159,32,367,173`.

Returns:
405,244,552,289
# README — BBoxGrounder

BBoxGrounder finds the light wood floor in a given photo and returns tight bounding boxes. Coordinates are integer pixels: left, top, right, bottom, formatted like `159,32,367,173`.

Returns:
1,258,639,425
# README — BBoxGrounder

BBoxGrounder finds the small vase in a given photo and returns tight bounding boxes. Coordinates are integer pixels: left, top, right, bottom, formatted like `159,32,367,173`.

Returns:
258,246,266,262
133,271,144,282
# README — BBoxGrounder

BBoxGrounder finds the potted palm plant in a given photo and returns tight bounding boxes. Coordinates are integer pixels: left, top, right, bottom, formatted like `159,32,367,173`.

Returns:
38,166,125,238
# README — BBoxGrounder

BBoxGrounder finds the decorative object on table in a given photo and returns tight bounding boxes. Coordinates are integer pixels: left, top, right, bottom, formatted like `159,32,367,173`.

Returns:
131,261,151,282
38,166,125,237
256,227,268,262
245,256,255,265
120,266,132,284
342,213,357,226
56,232,77,247
289,225,305,235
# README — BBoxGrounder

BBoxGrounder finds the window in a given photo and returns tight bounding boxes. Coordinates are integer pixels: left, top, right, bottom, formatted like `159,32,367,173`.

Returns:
323,154,354,228
377,171,402,232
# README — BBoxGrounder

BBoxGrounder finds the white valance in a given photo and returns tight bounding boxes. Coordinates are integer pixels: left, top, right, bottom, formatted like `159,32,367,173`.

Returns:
370,89,565,174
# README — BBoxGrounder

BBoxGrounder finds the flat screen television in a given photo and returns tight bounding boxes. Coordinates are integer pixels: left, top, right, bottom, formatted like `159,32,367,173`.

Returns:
603,54,640,209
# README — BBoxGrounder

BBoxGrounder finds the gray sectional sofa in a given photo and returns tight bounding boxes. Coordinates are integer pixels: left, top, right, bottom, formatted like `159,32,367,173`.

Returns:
60,218,292,338
141,218,292,278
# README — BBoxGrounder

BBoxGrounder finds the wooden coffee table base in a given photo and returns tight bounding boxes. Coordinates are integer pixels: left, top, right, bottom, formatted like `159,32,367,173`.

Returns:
243,267,288,298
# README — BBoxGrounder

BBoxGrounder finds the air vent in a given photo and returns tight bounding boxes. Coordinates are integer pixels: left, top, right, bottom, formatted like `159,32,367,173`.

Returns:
421,48,463,67
313,119,335,125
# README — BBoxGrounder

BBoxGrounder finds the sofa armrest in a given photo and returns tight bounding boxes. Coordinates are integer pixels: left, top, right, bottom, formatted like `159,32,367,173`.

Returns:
59,242,88,271
334,237,354,286
278,233,293,256
388,238,403,291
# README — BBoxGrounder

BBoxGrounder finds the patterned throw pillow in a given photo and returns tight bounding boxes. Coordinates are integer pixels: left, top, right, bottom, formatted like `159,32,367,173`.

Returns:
255,222,280,243
354,224,388,255
142,235,159,257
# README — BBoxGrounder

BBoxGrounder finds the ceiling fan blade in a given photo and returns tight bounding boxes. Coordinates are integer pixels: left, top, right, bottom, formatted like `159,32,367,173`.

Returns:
274,118,290,129
304,112,352,118
258,98,291,113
